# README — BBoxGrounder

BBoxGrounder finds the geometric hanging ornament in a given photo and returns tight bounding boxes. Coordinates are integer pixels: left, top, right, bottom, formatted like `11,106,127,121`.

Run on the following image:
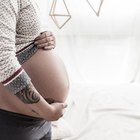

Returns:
86,0,104,17
49,0,71,29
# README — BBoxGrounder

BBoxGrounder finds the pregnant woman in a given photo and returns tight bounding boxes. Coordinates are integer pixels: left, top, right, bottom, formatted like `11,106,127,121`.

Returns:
0,0,69,140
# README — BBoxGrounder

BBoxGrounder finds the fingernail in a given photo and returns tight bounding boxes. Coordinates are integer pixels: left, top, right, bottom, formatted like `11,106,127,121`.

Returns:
44,46,48,50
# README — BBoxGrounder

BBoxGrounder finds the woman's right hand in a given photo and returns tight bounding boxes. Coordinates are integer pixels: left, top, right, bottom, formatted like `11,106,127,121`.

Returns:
34,31,56,50
47,102,67,121
15,82,67,121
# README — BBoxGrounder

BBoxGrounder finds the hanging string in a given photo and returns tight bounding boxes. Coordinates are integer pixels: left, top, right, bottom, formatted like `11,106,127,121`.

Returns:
49,0,71,29
86,0,104,17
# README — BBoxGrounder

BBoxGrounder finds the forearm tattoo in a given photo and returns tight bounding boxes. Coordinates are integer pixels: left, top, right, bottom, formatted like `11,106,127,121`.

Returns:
16,84,40,104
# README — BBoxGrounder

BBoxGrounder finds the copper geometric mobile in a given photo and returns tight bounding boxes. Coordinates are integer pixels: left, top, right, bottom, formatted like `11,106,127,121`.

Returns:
86,0,104,17
49,0,71,29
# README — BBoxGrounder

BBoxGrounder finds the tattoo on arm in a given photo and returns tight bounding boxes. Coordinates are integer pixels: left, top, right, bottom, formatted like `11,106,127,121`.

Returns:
15,83,40,104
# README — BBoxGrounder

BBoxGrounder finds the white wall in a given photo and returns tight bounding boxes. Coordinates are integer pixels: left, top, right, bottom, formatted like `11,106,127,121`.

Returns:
35,0,140,85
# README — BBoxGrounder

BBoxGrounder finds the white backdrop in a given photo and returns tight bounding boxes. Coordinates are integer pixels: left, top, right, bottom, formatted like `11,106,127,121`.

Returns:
33,1,140,139
35,0,140,85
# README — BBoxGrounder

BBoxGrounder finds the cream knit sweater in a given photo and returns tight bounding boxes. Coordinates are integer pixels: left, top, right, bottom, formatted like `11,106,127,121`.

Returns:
0,0,41,94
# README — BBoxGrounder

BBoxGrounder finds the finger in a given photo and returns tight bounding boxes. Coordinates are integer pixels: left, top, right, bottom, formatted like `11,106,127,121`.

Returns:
60,108,67,118
47,36,55,42
35,31,53,40
42,31,53,37
61,113,64,118
61,103,68,109
34,38,48,45
43,45,55,50
37,43,49,49
48,41,55,46
34,36,55,45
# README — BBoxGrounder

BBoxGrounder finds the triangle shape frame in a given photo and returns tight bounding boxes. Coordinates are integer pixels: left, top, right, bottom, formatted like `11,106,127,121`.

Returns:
86,0,104,17
51,15,71,29
49,0,71,29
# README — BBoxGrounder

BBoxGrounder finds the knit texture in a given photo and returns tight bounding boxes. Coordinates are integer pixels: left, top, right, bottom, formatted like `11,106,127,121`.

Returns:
0,0,41,94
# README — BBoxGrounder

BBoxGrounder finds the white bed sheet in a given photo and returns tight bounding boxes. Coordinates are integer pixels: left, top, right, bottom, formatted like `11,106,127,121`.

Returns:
57,83,140,140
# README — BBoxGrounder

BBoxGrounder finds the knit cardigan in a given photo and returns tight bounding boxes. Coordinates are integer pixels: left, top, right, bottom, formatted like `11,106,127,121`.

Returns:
0,0,41,94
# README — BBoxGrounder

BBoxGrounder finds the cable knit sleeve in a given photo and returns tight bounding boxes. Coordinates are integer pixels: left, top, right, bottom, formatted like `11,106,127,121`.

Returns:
0,0,31,94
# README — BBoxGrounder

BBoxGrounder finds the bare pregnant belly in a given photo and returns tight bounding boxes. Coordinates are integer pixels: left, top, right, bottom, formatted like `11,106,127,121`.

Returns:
23,49,69,102
0,49,69,117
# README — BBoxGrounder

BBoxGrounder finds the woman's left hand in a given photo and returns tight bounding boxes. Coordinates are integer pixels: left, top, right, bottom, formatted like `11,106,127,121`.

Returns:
34,31,56,50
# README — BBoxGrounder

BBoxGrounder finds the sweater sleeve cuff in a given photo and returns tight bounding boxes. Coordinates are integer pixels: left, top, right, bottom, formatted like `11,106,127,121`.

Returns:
1,67,31,94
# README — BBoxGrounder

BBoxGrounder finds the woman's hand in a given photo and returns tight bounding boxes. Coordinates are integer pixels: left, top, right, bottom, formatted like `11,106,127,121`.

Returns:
47,102,67,121
34,31,56,50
